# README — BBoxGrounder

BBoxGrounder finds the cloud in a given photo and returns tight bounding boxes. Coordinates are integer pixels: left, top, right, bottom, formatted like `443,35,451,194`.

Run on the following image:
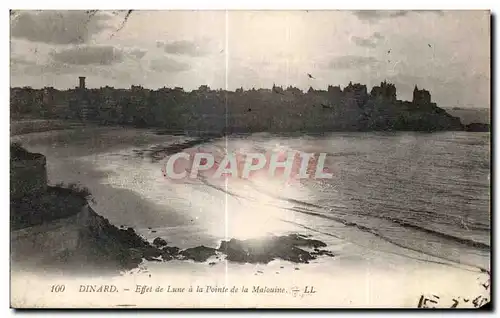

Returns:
10,56,35,66
12,60,77,77
11,62,136,87
161,40,208,57
10,10,112,45
50,45,124,65
149,57,190,72
353,10,443,23
328,56,379,69
351,32,385,48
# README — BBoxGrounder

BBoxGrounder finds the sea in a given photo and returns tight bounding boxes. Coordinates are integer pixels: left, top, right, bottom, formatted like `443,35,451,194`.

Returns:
12,126,491,273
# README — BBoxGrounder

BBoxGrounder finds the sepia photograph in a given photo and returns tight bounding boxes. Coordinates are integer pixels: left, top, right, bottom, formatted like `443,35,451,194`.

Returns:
8,8,491,309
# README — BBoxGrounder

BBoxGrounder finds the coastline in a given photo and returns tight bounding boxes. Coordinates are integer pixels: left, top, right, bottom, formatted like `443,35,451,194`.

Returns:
10,182,491,308
11,237,491,308
10,203,491,308
9,122,491,308
9,113,489,139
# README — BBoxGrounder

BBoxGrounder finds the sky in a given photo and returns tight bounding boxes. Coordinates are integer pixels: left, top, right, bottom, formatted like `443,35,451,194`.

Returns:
9,10,490,108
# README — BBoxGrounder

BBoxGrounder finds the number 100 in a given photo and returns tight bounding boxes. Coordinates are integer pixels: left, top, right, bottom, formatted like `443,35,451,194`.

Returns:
50,285,65,293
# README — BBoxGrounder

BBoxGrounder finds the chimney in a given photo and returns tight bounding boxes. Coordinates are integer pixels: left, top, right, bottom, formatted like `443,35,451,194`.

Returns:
79,76,86,89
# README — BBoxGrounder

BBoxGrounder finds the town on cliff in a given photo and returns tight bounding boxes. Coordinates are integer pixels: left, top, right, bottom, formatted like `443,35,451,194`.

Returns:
10,77,489,133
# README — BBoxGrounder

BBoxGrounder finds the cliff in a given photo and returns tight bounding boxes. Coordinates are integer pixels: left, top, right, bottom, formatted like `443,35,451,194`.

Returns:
10,143,47,200
9,143,146,272
11,204,336,274
11,203,149,273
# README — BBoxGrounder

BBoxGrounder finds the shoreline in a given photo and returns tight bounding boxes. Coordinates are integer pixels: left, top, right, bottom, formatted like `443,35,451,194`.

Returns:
10,117,490,138
11,213,491,308
9,124,491,308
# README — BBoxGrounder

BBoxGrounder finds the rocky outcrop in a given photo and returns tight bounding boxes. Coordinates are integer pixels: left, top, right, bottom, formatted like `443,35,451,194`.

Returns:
218,234,330,264
67,208,151,270
465,122,490,132
360,98,464,132
179,246,217,262
152,237,168,247
13,206,337,272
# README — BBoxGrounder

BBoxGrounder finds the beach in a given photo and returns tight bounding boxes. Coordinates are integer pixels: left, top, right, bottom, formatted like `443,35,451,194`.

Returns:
10,123,491,308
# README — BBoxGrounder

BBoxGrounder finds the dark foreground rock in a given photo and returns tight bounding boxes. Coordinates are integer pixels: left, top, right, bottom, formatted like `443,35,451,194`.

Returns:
180,246,217,262
10,186,87,230
14,202,334,272
73,218,335,270
162,246,180,256
152,237,168,247
76,209,152,270
14,204,335,272
218,234,332,264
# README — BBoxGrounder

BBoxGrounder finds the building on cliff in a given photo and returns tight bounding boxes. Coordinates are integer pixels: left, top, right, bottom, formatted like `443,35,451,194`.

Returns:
413,85,432,106
10,143,47,200
343,82,369,107
10,79,465,132
371,81,397,102
68,77,97,121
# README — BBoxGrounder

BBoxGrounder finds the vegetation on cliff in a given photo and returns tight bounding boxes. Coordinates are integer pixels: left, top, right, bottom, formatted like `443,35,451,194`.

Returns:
10,186,89,230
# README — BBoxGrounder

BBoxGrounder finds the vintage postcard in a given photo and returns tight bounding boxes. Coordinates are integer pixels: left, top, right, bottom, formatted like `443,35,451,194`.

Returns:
9,10,491,308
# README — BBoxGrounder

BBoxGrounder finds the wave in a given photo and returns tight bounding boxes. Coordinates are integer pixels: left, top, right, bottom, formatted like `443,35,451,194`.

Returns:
201,178,490,267
243,179,491,247
283,197,490,250
280,219,484,273
279,205,489,272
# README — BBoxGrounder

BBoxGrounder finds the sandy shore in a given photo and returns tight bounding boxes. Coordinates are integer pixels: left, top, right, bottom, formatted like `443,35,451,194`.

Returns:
10,124,491,308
